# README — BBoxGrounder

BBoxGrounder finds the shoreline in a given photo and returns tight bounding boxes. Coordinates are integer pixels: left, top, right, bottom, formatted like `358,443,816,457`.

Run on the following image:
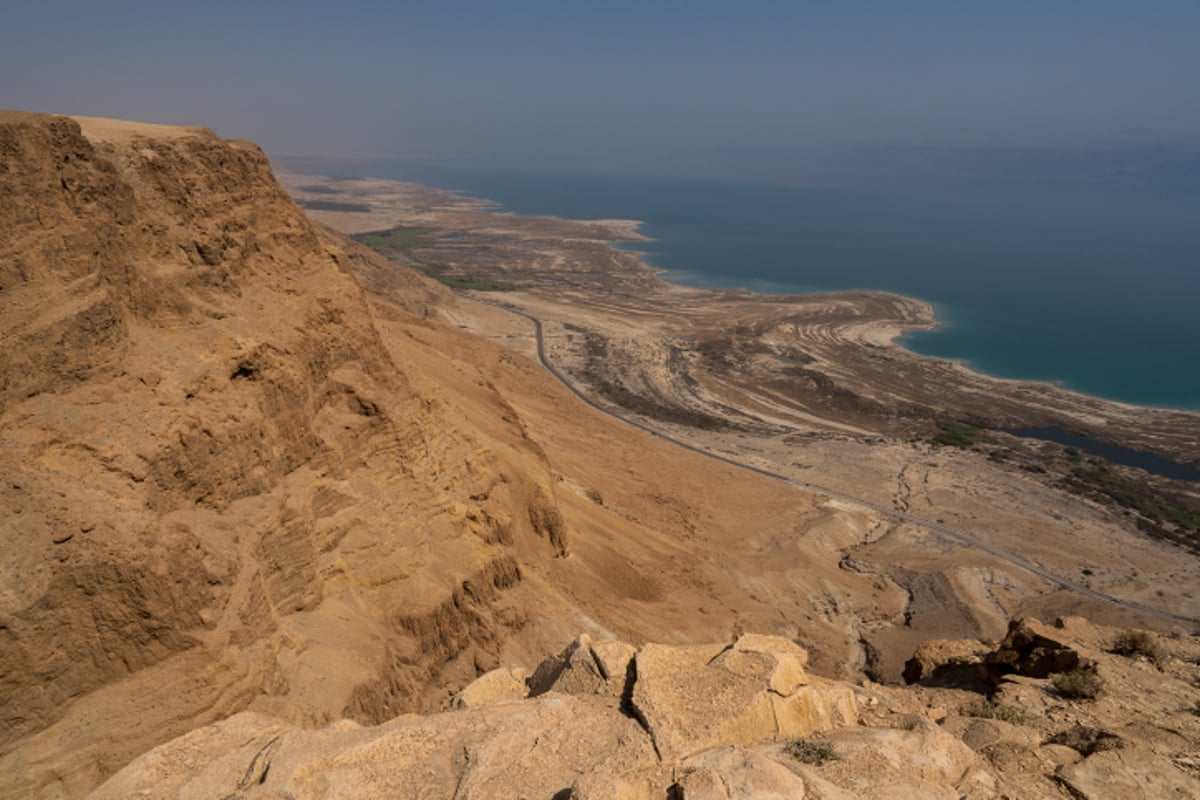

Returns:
277,168,1200,468
660,258,1200,414
642,246,1200,414
296,166,1198,413
277,159,1200,413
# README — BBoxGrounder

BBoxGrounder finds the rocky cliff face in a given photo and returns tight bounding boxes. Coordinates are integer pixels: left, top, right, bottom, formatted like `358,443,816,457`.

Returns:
0,113,583,797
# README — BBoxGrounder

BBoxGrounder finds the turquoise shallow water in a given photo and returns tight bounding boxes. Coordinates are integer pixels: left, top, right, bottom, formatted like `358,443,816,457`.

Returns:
309,159,1200,410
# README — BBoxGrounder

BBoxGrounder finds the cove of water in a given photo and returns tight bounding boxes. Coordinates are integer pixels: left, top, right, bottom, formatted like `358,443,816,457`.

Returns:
1007,427,1200,482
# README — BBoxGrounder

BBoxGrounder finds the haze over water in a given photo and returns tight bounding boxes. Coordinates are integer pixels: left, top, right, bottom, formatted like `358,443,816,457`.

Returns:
308,147,1200,411
7,3,1199,409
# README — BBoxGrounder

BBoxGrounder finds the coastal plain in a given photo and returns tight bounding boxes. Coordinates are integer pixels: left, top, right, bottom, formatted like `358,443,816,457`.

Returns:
284,170,1200,674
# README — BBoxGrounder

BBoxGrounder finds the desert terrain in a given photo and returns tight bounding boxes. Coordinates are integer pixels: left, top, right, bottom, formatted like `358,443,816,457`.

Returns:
1,111,1198,797
283,169,1200,658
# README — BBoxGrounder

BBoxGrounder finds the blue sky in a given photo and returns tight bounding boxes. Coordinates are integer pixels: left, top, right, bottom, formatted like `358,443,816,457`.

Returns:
2,1,1197,162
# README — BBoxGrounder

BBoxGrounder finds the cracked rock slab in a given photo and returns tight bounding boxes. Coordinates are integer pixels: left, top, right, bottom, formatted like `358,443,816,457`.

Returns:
631,643,780,762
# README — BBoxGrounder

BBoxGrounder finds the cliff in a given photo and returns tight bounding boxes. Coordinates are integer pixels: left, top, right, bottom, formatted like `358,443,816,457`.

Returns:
0,112,589,796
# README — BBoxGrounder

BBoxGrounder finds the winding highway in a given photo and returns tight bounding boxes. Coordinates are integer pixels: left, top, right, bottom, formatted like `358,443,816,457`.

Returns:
478,298,1192,625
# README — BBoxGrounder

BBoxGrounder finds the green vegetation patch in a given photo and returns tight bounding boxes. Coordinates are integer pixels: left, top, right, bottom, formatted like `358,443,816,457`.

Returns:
932,420,982,448
353,226,442,255
1059,461,1200,554
298,199,373,212
414,265,516,291
297,184,343,195
961,698,1026,725
1110,630,1164,667
353,228,516,291
769,350,813,366
785,738,839,766
1052,667,1104,700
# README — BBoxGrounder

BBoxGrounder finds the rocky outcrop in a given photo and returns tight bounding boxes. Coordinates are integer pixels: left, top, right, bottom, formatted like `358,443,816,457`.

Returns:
902,638,990,687
67,618,1200,799
986,617,1086,680
89,633,861,798
1056,747,1200,799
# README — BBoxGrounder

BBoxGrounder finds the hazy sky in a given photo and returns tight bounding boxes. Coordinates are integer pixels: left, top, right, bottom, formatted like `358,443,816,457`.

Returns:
2,1,1198,162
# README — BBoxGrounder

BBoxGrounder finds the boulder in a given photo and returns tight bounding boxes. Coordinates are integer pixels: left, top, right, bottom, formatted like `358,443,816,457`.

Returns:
818,717,998,800
942,716,1039,753
527,634,607,697
87,712,292,800
93,694,659,800
632,638,857,762
985,618,1082,679
902,638,989,688
771,679,858,739
570,771,660,800
1057,747,1200,799
451,667,527,708
591,638,637,695
676,748,815,799
631,642,778,761
710,633,810,696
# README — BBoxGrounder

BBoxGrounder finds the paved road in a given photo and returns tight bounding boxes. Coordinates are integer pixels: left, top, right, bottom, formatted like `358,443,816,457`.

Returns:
478,298,1192,625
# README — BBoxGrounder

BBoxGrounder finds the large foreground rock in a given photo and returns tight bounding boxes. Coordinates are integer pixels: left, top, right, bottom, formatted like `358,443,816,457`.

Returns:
92,696,660,800
91,620,1200,800
632,642,780,760
1056,747,1200,799
91,633,863,797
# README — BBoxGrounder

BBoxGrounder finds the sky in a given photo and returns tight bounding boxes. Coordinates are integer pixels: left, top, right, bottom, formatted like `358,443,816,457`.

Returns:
2,1,1198,164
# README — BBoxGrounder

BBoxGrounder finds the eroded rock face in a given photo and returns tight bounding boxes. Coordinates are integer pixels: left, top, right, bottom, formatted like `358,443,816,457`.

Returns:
0,112,578,797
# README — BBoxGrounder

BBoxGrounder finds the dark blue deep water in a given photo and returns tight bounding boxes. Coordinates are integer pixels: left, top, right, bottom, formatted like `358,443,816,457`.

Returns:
307,157,1200,410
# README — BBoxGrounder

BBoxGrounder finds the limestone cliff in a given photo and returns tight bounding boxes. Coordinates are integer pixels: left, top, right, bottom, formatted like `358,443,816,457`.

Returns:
0,112,583,797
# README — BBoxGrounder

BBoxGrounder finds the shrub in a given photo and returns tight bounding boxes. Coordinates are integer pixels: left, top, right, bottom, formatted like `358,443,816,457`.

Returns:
961,698,1025,725
932,420,981,448
1053,667,1103,700
1110,630,1164,667
1046,725,1122,755
785,738,839,766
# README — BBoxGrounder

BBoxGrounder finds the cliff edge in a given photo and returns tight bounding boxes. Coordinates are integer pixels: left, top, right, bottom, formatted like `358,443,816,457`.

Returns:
0,112,583,796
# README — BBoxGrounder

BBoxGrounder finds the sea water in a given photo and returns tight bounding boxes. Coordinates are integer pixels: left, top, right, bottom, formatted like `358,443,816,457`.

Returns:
301,156,1200,410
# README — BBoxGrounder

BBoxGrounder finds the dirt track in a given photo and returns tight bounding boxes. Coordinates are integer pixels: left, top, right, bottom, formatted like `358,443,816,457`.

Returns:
478,296,1193,624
